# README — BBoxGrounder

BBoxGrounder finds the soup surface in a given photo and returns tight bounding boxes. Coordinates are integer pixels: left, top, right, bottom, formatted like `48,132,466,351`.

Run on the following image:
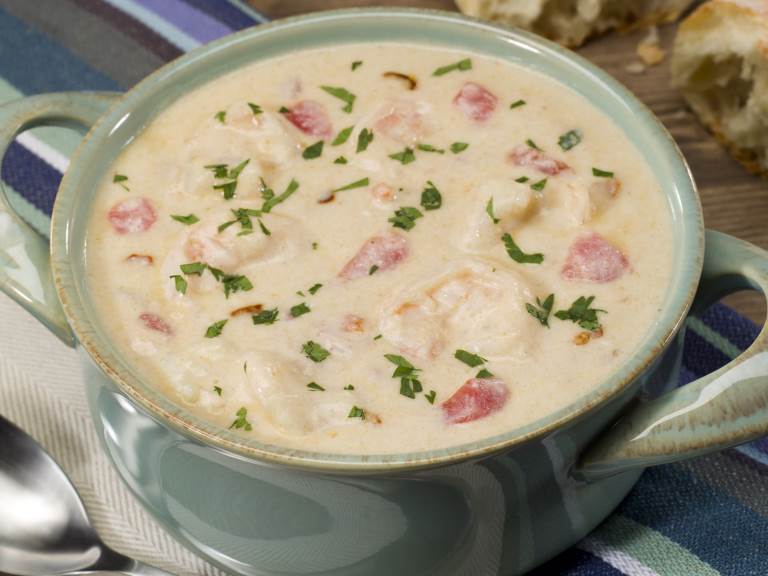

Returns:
87,44,673,454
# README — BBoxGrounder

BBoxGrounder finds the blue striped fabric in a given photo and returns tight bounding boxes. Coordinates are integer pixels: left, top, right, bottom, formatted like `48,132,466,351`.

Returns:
0,2,766,574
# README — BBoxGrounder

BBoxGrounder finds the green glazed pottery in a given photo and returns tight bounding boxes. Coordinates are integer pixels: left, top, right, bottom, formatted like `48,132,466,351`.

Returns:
2,9,768,575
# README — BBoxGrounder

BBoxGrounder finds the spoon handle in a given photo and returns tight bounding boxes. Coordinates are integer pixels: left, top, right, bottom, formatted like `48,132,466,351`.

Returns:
70,549,177,576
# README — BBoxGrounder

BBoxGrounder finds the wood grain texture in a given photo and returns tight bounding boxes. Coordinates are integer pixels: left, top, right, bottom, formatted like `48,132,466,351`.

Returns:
248,0,767,324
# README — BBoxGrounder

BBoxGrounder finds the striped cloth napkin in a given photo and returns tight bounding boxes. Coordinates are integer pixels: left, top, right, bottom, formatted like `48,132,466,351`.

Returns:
0,2,765,575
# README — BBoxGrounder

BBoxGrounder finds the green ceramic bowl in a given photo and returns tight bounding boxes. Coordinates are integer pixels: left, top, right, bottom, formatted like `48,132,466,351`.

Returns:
2,9,768,575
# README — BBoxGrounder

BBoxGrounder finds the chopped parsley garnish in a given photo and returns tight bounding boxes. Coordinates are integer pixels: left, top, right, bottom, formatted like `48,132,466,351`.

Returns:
558,129,582,151
454,349,487,367
205,319,227,338
229,407,252,431
389,206,423,231
308,283,323,295
515,176,530,183
205,159,250,200
113,173,129,190
369,265,379,276
420,181,442,211
180,262,206,276
486,197,499,224
417,143,445,154
351,60,363,71
171,213,199,225
262,178,299,213
384,354,423,399
348,406,366,419
526,138,540,150
312,242,319,250
278,106,290,113
302,340,331,363
170,275,187,294
450,142,469,154
531,178,548,192
332,177,370,193
344,384,355,390
214,110,226,124
302,140,324,160
259,177,274,202
433,58,472,76
373,334,382,340
307,382,325,392
218,207,262,234
389,147,416,165
510,99,526,109
501,233,544,264
476,368,494,379
252,308,279,325
334,156,348,164
247,102,263,115
592,167,614,178
222,274,253,298
290,302,311,318
425,390,437,404
321,85,356,113
258,219,271,236
555,296,605,331
332,126,353,146
526,294,555,327
213,385,223,396
356,128,374,152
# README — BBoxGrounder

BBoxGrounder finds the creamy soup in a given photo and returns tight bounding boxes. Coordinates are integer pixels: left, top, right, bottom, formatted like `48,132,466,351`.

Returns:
87,44,672,454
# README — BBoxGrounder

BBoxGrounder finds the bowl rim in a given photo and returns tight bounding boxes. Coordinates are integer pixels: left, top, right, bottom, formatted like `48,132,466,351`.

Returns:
50,7,704,474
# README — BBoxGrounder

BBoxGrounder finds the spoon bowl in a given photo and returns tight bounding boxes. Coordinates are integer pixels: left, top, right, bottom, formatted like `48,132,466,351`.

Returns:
0,414,173,576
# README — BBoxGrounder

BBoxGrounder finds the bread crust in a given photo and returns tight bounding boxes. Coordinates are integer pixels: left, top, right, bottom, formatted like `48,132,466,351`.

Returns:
455,0,694,47
672,0,768,176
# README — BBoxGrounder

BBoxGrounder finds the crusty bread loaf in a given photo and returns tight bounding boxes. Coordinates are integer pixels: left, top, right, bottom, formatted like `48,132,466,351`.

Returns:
672,0,768,175
455,0,695,47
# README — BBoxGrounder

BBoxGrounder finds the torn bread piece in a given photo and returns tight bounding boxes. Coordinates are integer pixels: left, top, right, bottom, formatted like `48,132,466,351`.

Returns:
671,0,768,175
455,0,695,47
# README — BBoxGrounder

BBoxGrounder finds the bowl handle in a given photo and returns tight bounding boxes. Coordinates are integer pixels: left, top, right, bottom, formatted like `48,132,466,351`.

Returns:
0,92,120,347
575,230,768,481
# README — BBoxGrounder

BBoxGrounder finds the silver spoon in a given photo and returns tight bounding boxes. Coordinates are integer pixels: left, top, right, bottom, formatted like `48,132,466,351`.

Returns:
0,414,174,576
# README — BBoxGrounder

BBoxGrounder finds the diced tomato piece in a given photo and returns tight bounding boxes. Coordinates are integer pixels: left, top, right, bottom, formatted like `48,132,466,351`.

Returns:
509,145,570,175
339,234,409,280
139,313,172,334
284,100,332,139
561,232,629,283
442,377,509,424
453,82,498,122
108,198,156,234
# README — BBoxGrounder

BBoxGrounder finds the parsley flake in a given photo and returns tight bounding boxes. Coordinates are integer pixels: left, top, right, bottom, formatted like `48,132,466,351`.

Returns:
252,308,278,325
302,340,330,363
515,176,530,183
450,142,469,154
501,233,544,264
222,274,253,298
205,159,250,200
302,140,324,160
356,128,374,152
344,384,355,390
205,319,227,338
476,368,495,379
389,206,423,231
433,58,472,76
348,406,366,419
486,197,499,224
531,178,548,192
214,110,226,124
247,102,263,115
384,354,424,399
369,265,379,276
213,385,223,396
180,262,206,276
170,275,187,294
526,294,555,327
308,283,323,295
113,174,129,190
417,143,445,154
290,302,311,318
332,126,353,146
454,349,487,367
526,139,540,150
334,156,348,164
229,407,252,431
351,60,363,71
558,129,582,151
307,382,325,392
592,167,614,178
332,177,369,193
425,390,437,404
373,334,383,340
510,99,526,109
321,85,356,113
171,213,199,225
555,296,606,331
389,147,416,165
420,181,442,211
262,179,299,213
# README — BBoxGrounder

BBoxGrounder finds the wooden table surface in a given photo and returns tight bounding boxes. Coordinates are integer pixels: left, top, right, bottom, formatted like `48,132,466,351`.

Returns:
249,0,768,323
